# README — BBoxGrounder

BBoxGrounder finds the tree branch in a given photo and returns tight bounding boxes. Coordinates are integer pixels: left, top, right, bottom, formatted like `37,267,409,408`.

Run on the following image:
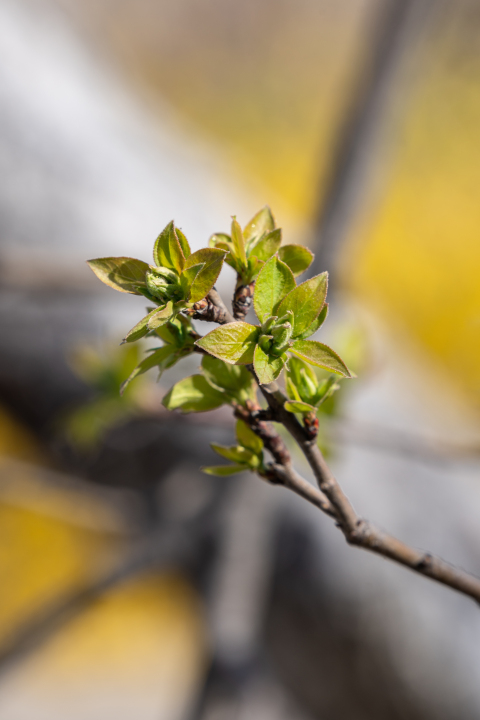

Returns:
201,288,480,605
258,378,480,603
265,462,336,518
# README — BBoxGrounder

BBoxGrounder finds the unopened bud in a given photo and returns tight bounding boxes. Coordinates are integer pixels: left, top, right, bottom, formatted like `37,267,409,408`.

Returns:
259,334,273,353
146,266,183,302
261,315,277,333
300,369,317,402
270,340,292,357
271,322,292,347
276,310,294,325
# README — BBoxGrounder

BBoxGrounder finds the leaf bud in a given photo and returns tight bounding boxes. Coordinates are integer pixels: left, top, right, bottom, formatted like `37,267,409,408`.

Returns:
258,333,273,353
146,266,183,302
270,322,293,355
276,310,294,325
261,315,278,333
299,368,318,403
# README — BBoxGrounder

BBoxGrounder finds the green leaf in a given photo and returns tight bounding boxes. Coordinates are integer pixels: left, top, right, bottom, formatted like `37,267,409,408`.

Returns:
285,375,302,402
147,302,174,330
87,257,149,294
162,375,226,413
211,443,256,465
123,305,168,343
209,233,232,252
175,227,191,259
314,376,340,407
284,400,317,415
286,355,318,404
180,263,204,296
278,244,313,277
190,255,225,303
153,221,185,273
250,229,282,262
201,355,252,393
243,206,275,243
294,303,328,340
154,322,178,345
135,286,162,304
290,340,352,377
253,344,285,385
231,217,247,267
196,323,260,365
184,248,226,303
225,254,239,271
253,256,295,320
276,272,328,338
120,346,175,394
244,256,264,283
236,420,263,455
202,464,247,476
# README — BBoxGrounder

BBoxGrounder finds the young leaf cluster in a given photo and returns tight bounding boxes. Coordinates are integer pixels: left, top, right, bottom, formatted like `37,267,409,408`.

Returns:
83,210,480,607
86,208,351,424
197,255,351,385
285,356,340,416
209,207,313,286
88,221,226,343
202,420,265,476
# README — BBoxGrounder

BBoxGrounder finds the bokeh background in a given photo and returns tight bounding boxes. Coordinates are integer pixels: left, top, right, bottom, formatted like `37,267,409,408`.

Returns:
0,0,480,717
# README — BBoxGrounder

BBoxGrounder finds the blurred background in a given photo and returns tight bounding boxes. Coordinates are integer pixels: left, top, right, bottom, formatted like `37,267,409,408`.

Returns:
0,0,480,717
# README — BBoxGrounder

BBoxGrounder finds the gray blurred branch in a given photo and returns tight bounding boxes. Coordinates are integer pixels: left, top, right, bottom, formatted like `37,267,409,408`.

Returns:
310,0,436,287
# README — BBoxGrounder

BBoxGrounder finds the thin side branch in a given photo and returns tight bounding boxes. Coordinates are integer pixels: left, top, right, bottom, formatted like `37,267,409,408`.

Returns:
258,379,480,603
232,400,335,518
232,400,290,467
266,463,336,517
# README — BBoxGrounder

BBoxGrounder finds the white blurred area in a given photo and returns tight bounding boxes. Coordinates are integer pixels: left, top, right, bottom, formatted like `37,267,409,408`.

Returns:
1,1,480,719
0,0,263,293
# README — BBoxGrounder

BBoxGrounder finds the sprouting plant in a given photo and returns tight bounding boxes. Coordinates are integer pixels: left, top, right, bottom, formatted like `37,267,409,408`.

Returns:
209,207,313,319
87,208,480,606
88,221,226,342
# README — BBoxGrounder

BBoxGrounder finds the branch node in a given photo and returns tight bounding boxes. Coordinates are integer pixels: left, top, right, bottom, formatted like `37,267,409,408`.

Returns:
232,401,291,467
232,281,255,320
189,297,230,324
416,553,433,571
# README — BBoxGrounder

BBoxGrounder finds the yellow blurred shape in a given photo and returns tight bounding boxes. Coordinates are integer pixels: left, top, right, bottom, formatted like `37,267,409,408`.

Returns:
0,414,130,647
0,408,204,718
348,26,480,410
0,574,205,720
0,499,121,646
0,459,131,534
56,0,377,218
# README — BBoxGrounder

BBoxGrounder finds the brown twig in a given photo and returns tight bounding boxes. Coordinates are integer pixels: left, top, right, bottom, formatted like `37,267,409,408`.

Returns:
232,400,335,517
197,289,480,605
265,463,336,518
232,399,290,467
257,378,480,603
